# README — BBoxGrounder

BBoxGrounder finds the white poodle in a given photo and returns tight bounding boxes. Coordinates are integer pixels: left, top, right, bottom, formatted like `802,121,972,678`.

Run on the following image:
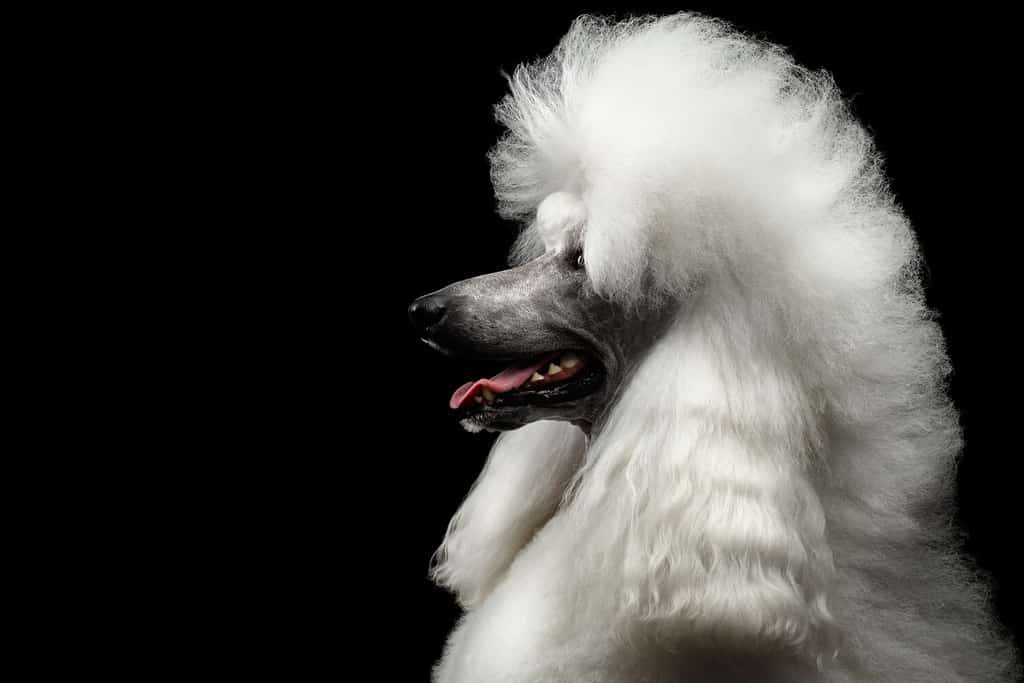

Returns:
408,14,1019,682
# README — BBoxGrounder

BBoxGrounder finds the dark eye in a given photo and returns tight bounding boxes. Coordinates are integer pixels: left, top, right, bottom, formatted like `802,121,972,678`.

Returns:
571,248,585,270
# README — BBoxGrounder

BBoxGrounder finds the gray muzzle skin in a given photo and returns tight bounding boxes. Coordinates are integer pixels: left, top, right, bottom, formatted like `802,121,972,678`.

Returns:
409,246,674,434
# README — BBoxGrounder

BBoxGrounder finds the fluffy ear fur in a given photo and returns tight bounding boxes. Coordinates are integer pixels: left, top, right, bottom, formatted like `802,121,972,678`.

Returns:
570,293,838,662
432,421,586,608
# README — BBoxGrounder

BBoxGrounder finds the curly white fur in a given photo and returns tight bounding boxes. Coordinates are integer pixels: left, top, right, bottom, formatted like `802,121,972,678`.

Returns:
432,14,1019,681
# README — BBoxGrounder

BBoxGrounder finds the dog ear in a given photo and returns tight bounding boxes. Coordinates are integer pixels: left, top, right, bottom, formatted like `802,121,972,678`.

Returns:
573,328,840,662
432,421,586,608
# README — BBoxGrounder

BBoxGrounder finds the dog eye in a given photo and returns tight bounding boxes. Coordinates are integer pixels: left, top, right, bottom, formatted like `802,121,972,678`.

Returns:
572,248,585,270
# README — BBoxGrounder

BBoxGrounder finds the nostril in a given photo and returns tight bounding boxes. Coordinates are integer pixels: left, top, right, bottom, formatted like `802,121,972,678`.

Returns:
408,295,447,332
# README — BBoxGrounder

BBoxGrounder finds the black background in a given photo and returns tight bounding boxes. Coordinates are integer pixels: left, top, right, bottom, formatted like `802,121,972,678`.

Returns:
233,3,1021,677
37,2,1021,678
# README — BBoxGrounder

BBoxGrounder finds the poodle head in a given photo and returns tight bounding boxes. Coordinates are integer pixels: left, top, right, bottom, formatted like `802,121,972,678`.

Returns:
410,191,676,433
411,12,954,663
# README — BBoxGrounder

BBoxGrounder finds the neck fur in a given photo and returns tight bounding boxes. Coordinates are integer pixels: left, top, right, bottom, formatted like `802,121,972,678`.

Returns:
566,284,840,661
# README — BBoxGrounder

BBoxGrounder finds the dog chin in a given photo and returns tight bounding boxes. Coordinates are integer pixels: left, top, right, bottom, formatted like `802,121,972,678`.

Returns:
458,400,600,434
458,406,537,433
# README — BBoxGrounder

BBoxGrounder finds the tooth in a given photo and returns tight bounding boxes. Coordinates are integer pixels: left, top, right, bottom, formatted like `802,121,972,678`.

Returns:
531,372,545,382
482,388,495,401
474,396,483,404
547,363,562,375
561,353,579,368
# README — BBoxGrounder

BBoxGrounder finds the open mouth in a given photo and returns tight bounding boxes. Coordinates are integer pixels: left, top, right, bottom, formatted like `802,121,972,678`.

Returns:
450,350,605,416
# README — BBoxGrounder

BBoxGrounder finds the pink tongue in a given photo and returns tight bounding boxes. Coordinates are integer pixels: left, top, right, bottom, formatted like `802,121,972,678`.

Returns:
449,354,557,410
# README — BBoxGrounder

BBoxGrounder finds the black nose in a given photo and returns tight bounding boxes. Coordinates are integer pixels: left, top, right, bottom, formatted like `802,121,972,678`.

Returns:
408,294,448,335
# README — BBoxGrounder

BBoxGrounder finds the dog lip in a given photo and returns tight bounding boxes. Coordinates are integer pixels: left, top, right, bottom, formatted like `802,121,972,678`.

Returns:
420,337,454,356
418,324,590,366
